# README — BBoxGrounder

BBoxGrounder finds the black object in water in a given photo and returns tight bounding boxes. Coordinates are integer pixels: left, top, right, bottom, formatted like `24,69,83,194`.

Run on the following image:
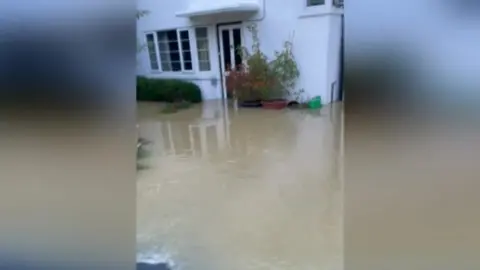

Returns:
136,262,171,270
239,100,263,108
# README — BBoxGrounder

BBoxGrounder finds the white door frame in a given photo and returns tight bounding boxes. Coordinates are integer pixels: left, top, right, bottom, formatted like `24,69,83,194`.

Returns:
218,24,243,100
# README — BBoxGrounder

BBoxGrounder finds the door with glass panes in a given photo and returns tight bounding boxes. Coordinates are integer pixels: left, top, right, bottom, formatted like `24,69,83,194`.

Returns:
218,24,243,100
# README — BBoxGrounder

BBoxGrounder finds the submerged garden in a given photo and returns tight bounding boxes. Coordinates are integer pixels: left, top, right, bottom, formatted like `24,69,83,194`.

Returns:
135,17,323,172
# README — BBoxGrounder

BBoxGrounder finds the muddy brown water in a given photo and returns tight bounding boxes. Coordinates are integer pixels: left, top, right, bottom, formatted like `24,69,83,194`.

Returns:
136,100,343,270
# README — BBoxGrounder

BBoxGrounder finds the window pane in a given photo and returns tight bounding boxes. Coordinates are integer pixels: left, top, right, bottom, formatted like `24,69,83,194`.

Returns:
149,60,159,70
196,40,208,51
198,51,209,61
168,41,179,52
166,30,177,41
307,0,324,6
195,27,208,38
156,32,166,42
149,52,157,58
199,61,211,71
171,61,181,71
184,61,193,71
161,62,171,71
181,40,190,51
180,30,189,40
169,51,180,62
183,51,192,62
158,42,168,51
159,53,171,61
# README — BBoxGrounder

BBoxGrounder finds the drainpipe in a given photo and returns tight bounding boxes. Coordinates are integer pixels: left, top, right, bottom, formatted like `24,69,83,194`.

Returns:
246,0,267,22
330,81,337,105
338,12,344,101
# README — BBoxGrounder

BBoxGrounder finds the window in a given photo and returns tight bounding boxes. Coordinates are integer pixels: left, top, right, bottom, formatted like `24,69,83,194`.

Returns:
146,33,159,70
307,0,325,6
333,0,344,8
195,27,211,71
157,30,181,71
154,29,193,72
145,28,210,72
179,30,193,71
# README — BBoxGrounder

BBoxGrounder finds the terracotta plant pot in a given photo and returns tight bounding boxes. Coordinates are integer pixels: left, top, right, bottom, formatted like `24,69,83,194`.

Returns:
261,99,288,110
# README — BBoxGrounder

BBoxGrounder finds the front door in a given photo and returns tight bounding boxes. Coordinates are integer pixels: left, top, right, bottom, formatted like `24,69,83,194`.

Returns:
218,24,243,100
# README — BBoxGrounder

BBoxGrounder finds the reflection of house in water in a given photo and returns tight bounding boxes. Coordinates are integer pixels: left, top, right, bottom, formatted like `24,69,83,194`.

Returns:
138,101,230,158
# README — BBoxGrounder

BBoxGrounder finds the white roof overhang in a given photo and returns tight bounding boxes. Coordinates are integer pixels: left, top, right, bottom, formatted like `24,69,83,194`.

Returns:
175,0,260,18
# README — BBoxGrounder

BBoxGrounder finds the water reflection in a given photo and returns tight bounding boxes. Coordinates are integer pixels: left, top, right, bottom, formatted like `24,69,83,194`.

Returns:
137,101,343,270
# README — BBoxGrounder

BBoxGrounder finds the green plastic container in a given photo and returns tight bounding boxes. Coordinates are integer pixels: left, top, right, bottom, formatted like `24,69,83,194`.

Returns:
308,96,322,109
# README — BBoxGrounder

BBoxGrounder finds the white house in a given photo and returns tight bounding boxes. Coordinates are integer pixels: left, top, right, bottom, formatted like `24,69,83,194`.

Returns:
137,0,343,104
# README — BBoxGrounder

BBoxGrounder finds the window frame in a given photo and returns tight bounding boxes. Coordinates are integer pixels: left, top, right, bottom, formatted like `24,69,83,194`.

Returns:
157,29,182,72
194,26,212,72
144,28,195,73
144,32,161,71
177,29,194,72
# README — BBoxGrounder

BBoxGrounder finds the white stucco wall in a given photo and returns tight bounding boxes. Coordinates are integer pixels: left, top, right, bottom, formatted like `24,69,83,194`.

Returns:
137,0,343,104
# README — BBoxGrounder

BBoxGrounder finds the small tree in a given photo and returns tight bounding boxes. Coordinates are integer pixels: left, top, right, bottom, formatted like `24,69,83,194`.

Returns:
234,23,300,101
236,24,277,100
270,40,300,99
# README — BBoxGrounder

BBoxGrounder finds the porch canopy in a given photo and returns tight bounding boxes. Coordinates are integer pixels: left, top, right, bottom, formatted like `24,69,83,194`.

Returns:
175,0,260,18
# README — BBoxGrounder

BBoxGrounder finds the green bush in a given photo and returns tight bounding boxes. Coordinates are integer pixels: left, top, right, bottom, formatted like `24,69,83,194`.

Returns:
136,76,202,103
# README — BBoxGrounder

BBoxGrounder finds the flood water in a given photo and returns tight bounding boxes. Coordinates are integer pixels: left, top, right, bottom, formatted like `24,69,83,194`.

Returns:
136,100,344,270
